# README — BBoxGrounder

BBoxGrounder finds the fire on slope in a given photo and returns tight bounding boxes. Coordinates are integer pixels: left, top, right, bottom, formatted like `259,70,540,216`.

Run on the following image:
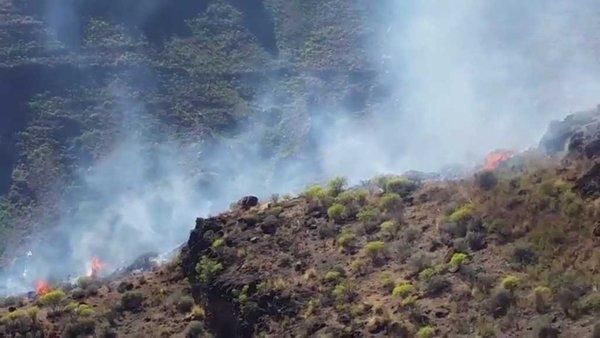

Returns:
35,280,50,296
483,149,514,170
33,257,106,296
89,257,105,279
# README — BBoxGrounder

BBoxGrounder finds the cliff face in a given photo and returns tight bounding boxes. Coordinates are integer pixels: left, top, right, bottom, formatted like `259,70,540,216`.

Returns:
0,0,387,259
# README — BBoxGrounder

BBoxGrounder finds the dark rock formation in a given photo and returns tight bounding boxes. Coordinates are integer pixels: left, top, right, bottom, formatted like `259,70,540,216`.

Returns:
540,107,600,157
574,163,600,198
238,195,259,209
181,217,224,279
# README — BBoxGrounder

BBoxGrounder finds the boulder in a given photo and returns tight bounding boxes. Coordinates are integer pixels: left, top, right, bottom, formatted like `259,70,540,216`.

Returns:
238,195,259,209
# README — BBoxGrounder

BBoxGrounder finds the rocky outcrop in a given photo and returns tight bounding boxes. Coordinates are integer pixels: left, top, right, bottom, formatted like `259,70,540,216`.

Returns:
574,162,600,198
237,195,259,209
539,107,600,158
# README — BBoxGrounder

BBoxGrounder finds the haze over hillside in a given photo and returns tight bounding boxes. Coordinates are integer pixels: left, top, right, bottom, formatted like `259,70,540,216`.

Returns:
0,2,599,336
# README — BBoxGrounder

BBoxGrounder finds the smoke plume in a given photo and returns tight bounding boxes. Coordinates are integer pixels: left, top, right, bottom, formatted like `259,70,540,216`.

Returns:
3,0,600,293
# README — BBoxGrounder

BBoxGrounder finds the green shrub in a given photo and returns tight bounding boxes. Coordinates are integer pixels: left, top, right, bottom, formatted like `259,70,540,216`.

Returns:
379,193,401,212
465,231,486,251
416,326,435,338
378,273,395,291
196,255,223,285
324,271,341,282
579,292,600,314
409,253,433,273
501,275,520,291
336,189,368,206
488,289,513,317
39,289,65,313
448,203,475,223
533,286,552,313
392,282,413,298
385,178,417,197
363,241,386,260
121,291,144,311
357,206,380,223
530,225,564,253
327,176,347,197
63,319,95,338
425,276,451,296
76,304,95,317
186,321,205,338
211,238,225,249
449,252,468,268
303,185,326,201
337,228,357,250
419,268,436,281
77,276,94,289
177,296,195,313
401,295,418,308
327,203,346,222
332,283,353,302
324,269,344,282
511,244,537,266
380,220,399,237
486,219,512,242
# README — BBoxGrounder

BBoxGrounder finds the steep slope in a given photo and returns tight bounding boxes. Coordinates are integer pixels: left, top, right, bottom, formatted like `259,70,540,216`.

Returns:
177,111,600,337
3,111,598,337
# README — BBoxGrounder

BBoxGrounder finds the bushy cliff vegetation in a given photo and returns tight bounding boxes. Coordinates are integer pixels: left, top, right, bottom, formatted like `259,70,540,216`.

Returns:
0,0,384,259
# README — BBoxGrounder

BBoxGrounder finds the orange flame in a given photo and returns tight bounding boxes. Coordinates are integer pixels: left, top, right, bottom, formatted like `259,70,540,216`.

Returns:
483,149,514,170
35,280,50,296
89,257,105,278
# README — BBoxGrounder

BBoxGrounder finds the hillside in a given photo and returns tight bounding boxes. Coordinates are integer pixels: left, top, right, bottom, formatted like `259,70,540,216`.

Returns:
1,110,599,337
0,0,385,262
2,1,600,337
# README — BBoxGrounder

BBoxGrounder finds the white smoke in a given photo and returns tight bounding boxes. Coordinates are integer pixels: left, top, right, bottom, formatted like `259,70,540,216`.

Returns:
4,0,600,294
314,0,600,178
